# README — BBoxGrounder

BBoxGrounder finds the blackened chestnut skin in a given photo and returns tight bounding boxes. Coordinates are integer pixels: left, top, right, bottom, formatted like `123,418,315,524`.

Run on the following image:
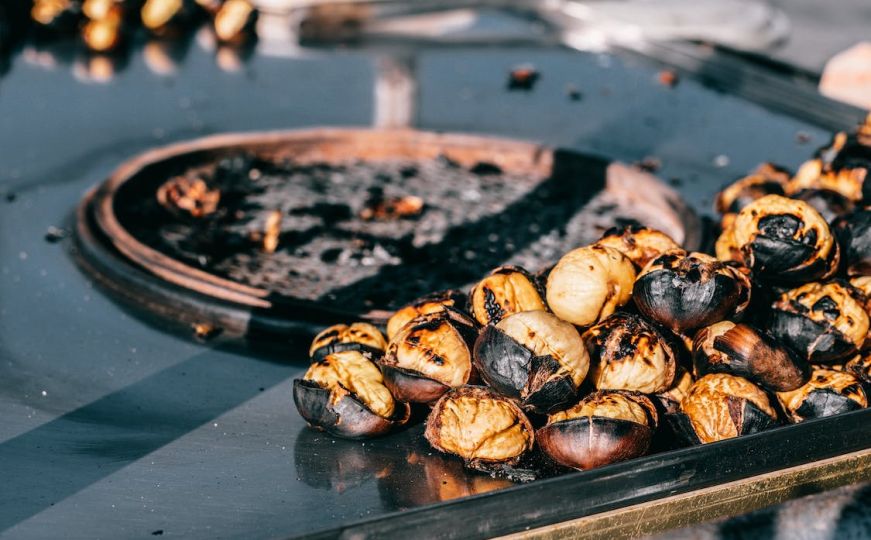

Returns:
693,322,809,392
380,365,450,404
792,189,854,223
633,251,751,333
834,209,871,277
293,380,410,440
538,416,652,470
776,368,868,423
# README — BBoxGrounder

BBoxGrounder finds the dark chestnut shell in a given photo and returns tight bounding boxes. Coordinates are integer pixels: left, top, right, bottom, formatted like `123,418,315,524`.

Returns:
776,368,868,423
292,379,410,439
767,310,858,364
386,289,468,340
633,251,751,333
309,322,387,362
380,365,450,404
792,189,855,223
537,417,653,470
693,322,809,392
833,209,871,277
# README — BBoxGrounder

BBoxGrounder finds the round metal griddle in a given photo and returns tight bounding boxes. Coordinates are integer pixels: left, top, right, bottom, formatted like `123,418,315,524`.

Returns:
75,128,700,344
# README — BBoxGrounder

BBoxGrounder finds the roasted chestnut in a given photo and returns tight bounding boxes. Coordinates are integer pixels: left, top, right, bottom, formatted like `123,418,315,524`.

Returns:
82,16,122,53
214,0,258,44
693,321,809,392
833,209,871,277
715,164,789,229
537,391,657,470
633,250,751,333
843,352,871,387
425,386,534,470
385,290,466,340
380,308,479,404
655,365,694,407
31,0,80,34
672,373,778,444
141,0,197,35
791,189,854,223
293,350,410,439
714,223,742,264
788,157,866,203
731,195,839,282
582,312,677,393
473,310,589,414
546,245,636,327
769,281,869,363
850,276,871,306
468,265,546,326
594,225,681,269
775,367,867,423
309,322,387,362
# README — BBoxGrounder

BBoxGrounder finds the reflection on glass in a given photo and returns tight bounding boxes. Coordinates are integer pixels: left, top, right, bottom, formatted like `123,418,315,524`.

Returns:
73,54,119,83
293,427,393,494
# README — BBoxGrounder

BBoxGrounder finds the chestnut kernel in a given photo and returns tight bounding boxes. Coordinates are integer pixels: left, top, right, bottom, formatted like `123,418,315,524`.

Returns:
473,310,589,414
775,367,867,423
633,250,751,333
386,290,466,341
769,281,869,363
469,265,546,326
293,350,410,439
309,322,387,362
546,245,636,327
674,373,778,444
655,365,694,408
380,308,479,404
594,225,681,269
537,391,657,470
731,195,839,282
583,312,677,393
425,386,534,470
693,321,809,392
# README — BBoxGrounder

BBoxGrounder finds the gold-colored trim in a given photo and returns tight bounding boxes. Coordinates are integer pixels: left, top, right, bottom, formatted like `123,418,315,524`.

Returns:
500,449,871,540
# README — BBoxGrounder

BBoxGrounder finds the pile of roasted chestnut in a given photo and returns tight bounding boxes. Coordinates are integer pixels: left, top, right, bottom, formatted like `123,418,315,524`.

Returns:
293,117,871,477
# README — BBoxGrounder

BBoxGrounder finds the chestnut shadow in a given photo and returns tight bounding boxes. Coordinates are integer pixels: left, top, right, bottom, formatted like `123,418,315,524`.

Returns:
0,347,297,533
322,150,608,310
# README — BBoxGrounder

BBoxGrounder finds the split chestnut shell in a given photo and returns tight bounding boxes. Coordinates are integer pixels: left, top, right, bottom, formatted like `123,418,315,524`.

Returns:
546,245,636,327
583,312,677,394
309,322,387,361
731,195,839,282
775,367,867,423
386,289,467,340
633,250,751,333
537,391,658,470
595,225,681,269
833,209,871,277
425,386,534,470
769,281,869,363
473,310,589,414
693,321,809,392
468,266,546,326
714,164,789,229
380,308,479,404
293,350,410,439
672,373,778,444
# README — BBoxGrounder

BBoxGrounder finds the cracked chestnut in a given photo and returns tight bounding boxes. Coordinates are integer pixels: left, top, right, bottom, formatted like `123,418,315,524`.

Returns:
769,281,869,363
833,209,871,277
775,367,867,423
385,290,466,340
468,265,546,326
731,195,839,282
715,164,789,229
594,225,681,269
633,250,751,333
473,310,589,414
537,391,658,470
583,312,677,393
425,386,534,471
671,373,778,444
843,352,871,389
380,308,479,404
546,245,636,327
693,321,809,392
293,350,410,439
309,322,387,362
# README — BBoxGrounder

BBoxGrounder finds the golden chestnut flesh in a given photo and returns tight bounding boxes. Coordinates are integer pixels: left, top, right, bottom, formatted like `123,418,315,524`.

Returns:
469,265,546,326
776,367,867,423
386,290,466,340
595,225,681,269
309,322,387,361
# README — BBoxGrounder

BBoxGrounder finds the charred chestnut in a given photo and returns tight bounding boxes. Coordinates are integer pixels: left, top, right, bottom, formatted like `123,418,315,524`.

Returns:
594,226,681,269
714,223,742,264
775,367,867,423
583,312,677,393
425,386,534,470
673,373,778,444
537,391,657,470
468,265,546,326
843,352,871,388
693,321,809,392
769,281,869,363
788,156,866,203
633,250,751,333
309,322,387,362
833,209,871,277
473,311,589,414
792,189,854,223
546,245,636,327
715,164,789,229
386,290,467,340
380,309,479,404
293,350,410,439
731,195,839,282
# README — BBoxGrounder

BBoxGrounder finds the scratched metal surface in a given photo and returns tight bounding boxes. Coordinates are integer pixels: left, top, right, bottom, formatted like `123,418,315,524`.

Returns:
0,16,852,539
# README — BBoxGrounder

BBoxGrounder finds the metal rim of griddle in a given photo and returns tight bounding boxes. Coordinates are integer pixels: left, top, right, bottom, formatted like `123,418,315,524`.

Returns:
74,128,700,342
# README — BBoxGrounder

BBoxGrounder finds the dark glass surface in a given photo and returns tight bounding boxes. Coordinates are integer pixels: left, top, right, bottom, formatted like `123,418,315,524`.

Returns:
0,19,859,539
